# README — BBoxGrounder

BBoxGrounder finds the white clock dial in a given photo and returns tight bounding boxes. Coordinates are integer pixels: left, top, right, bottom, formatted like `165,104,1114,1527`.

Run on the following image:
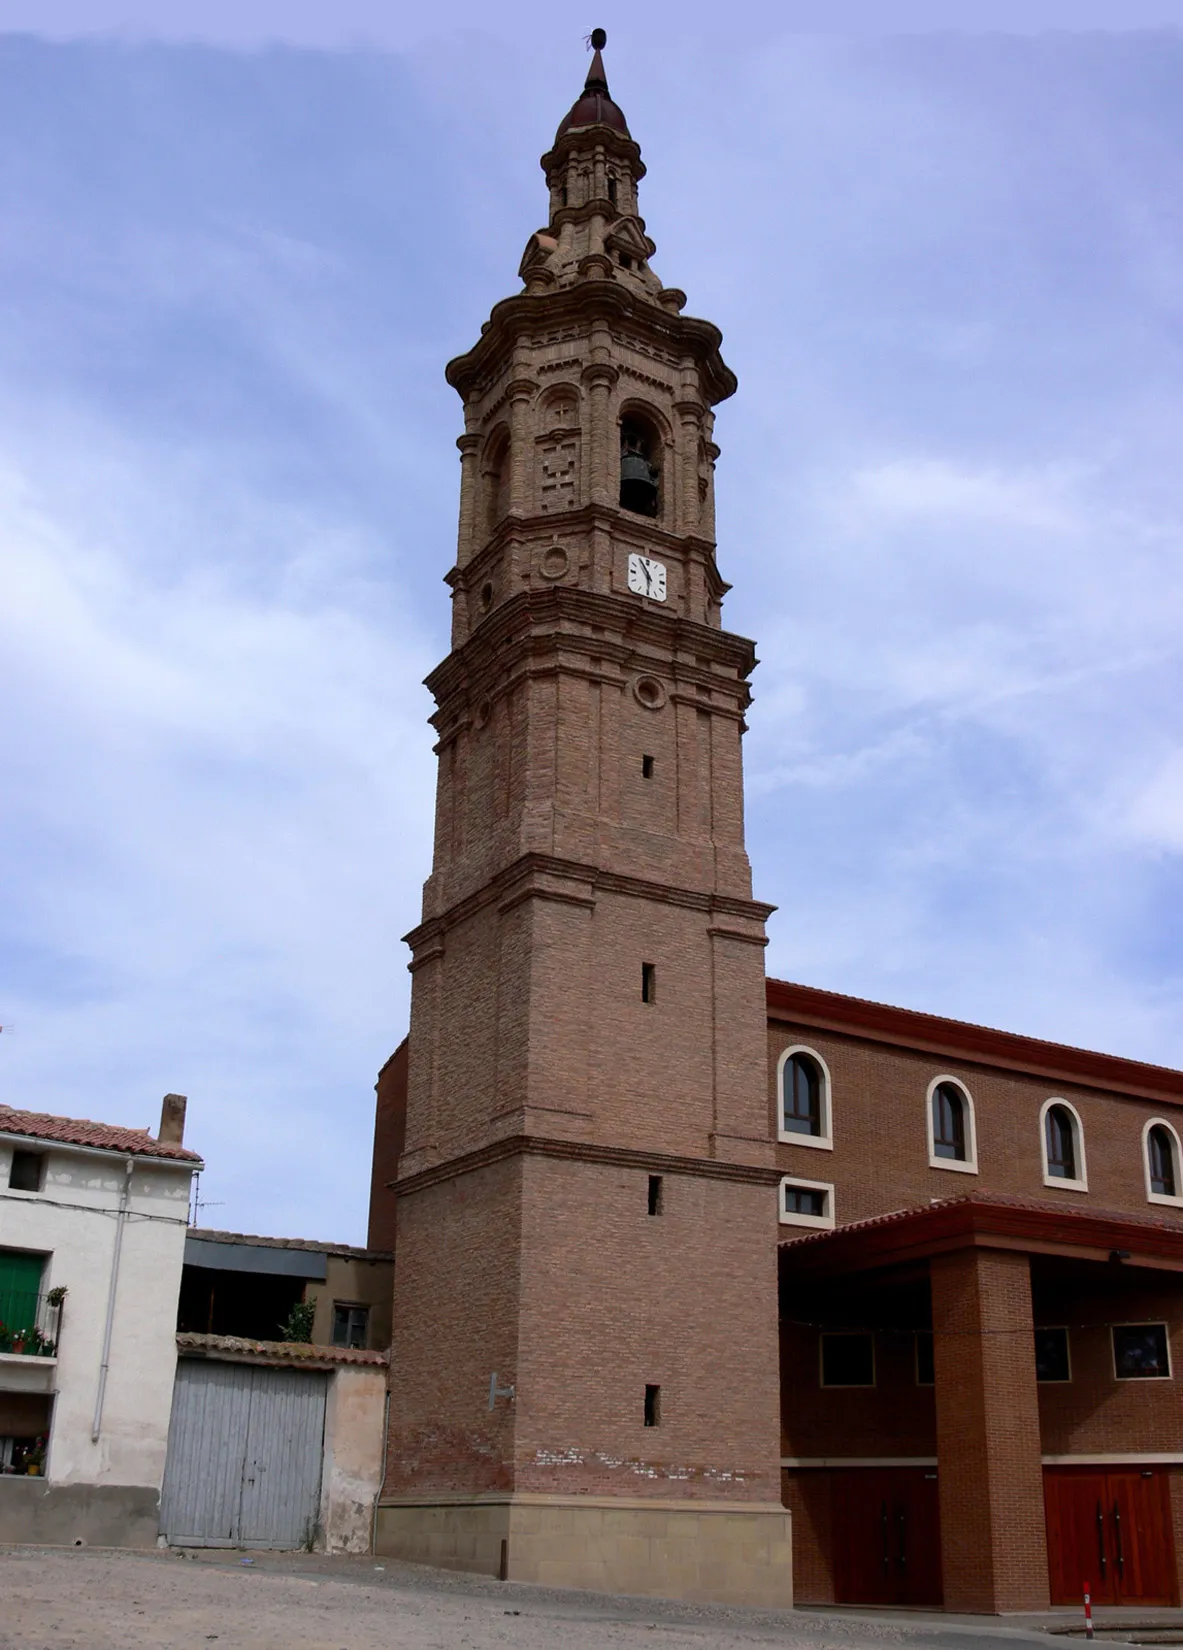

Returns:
627,553,667,603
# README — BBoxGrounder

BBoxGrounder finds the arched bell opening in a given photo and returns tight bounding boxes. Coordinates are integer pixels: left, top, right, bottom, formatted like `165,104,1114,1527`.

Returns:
619,414,661,518
482,427,511,538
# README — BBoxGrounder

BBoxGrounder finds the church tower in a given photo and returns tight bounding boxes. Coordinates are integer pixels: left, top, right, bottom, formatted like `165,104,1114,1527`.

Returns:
379,35,791,1604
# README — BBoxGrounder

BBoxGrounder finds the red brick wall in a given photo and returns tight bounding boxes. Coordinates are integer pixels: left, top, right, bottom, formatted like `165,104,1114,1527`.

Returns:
368,1038,407,1253
782,1470,834,1601
931,1249,1050,1612
780,1320,937,1459
383,1158,523,1496
1034,1272,1183,1455
512,1156,781,1500
768,1020,1181,1225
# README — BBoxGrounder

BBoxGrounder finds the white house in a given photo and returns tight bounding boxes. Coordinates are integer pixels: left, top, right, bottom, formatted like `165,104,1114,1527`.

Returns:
0,1095,201,1545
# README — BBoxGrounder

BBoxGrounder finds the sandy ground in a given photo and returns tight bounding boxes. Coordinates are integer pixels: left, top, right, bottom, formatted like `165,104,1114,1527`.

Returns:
0,1546,1076,1650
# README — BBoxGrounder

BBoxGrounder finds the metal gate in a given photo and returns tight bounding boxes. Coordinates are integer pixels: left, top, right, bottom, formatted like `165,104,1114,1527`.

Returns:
159,1360,328,1548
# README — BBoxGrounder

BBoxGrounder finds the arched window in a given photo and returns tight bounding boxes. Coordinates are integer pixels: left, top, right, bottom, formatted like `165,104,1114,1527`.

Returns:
1040,1099,1087,1190
1149,1126,1175,1197
1046,1107,1075,1178
619,416,660,517
1144,1119,1182,1205
926,1076,977,1173
776,1047,832,1149
784,1055,820,1136
932,1083,966,1160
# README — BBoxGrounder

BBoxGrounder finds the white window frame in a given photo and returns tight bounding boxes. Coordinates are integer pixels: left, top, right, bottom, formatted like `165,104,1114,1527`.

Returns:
1039,1097,1088,1192
776,1045,833,1150
1143,1117,1183,1208
925,1075,979,1175
1112,1321,1173,1382
1034,1325,1073,1384
779,1175,835,1231
819,1331,876,1389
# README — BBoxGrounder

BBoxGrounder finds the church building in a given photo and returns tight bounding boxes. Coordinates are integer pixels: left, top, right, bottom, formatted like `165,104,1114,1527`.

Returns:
369,35,1183,1613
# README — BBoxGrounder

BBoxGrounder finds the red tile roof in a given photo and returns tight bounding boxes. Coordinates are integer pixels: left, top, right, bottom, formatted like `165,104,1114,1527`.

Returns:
766,977,1183,1104
780,1191,1183,1273
176,1333,388,1368
0,1105,202,1164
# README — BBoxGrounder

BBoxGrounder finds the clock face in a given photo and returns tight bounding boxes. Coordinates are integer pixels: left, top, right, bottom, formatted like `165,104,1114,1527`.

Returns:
627,553,667,602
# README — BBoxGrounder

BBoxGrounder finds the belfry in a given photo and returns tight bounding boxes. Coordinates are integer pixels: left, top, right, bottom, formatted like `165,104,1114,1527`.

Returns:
377,32,792,1602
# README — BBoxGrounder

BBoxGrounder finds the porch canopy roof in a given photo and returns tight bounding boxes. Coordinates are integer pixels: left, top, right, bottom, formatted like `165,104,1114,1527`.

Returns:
780,1193,1183,1280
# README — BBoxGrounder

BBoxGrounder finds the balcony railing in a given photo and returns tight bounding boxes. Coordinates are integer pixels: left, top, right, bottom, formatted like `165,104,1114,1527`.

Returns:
0,1289,64,1358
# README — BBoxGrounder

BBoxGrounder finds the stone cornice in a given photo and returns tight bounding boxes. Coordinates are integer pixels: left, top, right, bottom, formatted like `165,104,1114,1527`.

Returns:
766,978,1183,1106
425,586,758,715
446,283,736,408
393,1132,782,1197
405,853,775,956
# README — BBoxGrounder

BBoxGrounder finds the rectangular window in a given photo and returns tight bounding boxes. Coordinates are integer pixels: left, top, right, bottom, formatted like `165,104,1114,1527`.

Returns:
644,1384,661,1426
647,1175,663,1216
779,1176,834,1230
1113,1323,1171,1380
1035,1326,1072,1383
8,1151,44,1193
915,1331,935,1386
641,754,654,778
641,963,656,1004
820,1332,875,1389
331,1303,370,1350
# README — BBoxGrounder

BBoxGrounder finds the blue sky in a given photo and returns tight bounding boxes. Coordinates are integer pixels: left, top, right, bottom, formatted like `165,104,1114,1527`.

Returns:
1,6,1182,1241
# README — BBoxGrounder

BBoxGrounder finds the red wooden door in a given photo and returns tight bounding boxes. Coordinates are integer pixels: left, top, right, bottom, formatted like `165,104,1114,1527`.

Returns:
833,1468,943,1607
1044,1468,1177,1606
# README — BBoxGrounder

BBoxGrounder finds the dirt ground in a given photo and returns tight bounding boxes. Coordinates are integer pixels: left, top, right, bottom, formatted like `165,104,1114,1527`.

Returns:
0,1546,1066,1650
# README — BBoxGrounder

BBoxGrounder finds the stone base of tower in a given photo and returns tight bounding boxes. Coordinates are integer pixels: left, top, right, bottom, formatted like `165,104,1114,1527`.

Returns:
375,1493,793,1606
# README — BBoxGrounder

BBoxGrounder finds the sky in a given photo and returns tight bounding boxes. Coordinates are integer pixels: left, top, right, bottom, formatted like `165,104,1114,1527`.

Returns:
1,5,1182,1242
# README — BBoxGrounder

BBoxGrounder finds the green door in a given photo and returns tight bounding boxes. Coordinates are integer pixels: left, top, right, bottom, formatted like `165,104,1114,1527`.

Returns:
0,1249,45,1339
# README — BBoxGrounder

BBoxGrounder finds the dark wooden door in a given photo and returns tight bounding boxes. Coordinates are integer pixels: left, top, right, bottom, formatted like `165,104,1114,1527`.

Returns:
1044,1468,1177,1606
833,1468,943,1607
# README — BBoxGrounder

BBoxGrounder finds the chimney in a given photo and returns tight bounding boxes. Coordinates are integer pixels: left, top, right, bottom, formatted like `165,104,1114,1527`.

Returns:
158,1093,187,1145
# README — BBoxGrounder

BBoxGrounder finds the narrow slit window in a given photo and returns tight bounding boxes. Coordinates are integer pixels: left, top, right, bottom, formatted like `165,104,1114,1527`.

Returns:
641,962,656,1004
607,175,617,204
647,1175,663,1216
644,1384,661,1426
641,754,654,778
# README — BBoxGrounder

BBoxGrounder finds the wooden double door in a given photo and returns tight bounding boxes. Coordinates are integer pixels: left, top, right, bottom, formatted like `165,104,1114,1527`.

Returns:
832,1467,943,1607
1044,1467,1177,1606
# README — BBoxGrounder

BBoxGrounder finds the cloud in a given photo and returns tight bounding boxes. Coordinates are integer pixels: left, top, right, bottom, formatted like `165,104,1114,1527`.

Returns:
2,31,1183,1243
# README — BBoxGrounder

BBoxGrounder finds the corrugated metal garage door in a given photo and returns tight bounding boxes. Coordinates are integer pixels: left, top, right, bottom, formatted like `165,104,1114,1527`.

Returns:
159,1360,328,1549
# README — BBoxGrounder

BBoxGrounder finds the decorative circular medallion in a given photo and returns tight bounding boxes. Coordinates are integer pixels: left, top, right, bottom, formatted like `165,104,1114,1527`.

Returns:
539,546,569,581
632,675,667,711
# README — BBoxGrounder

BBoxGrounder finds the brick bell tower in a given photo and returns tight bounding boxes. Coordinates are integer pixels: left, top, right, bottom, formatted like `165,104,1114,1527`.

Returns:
378,33,791,1604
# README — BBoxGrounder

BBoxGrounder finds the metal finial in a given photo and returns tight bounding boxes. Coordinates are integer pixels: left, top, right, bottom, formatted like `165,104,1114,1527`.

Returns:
589,28,607,50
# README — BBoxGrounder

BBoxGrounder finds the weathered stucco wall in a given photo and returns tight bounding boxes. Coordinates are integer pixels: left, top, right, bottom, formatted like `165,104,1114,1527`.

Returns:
320,1363,387,1553
0,1137,194,1544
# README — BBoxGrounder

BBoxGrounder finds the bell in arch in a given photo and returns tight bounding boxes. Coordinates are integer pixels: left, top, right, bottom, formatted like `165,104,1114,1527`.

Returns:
619,420,659,517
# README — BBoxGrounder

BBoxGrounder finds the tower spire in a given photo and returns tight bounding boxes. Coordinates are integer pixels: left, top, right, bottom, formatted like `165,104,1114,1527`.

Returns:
584,26,609,94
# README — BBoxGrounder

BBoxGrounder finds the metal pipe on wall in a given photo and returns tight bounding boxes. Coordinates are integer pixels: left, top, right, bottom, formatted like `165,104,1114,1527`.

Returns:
91,1156,133,1442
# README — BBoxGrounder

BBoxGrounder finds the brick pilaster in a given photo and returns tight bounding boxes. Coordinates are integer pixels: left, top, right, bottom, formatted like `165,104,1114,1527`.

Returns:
931,1247,1049,1611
